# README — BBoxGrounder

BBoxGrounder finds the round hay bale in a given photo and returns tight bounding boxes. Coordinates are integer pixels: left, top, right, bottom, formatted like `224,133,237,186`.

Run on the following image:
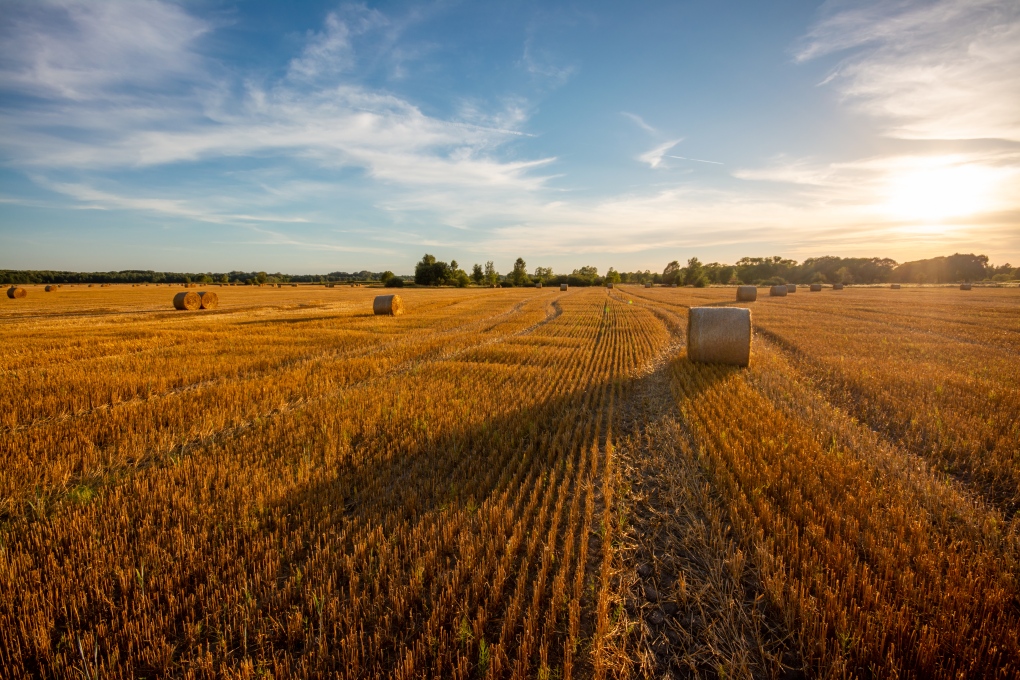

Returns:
960,283,972,290
291,283,298,288
810,283,822,292
373,294,404,316
535,282,542,288
173,291,201,310
607,283,614,289
786,284,796,293
736,285,757,302
645,282,653,288
560,284,568,291
832,283,844,290
891,284,901,289
770,285,787,297
198,291,218,309
687,307,751,367
88,284,94,288
7,286,27,299
45,285,57,292
671,283,677,288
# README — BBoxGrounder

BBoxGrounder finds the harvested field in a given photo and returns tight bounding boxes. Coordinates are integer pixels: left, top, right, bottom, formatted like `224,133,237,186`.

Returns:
1,284,1018,679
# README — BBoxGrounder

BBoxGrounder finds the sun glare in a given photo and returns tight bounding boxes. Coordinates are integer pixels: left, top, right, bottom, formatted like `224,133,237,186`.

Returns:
882,161,997,223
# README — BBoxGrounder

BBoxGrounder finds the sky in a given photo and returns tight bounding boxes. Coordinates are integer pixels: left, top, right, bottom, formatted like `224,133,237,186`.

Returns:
1,0,1018,275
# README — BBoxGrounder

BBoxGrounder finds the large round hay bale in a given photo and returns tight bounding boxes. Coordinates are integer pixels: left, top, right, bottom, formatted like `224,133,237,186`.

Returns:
7,286,27,299
891,284,901,289
560,283,568,291
770,285,787,297
373,294,404,316
810,283,822,292
687,307,751,367
786,284,796,293
644,282,653,288
535,282,542,288
736,285,757,302
832,283,844,290
45,285,57,292
960,283,972,290
607,282,614,289
173,291,201,310
198,291,218,309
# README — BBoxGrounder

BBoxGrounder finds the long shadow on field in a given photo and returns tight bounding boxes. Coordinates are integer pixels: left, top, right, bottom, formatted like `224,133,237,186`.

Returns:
249,348,796,678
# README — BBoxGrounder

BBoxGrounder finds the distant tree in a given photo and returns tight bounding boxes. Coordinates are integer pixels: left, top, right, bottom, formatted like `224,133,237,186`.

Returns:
662,260,681,285
484,261,498,287
385,277,404,288
534,266,554,283
414,254,451,286
511,257,529,286
682,257,708,287
380,271,394,284
256,272,268,284
605,268,621,285
471,264,484,285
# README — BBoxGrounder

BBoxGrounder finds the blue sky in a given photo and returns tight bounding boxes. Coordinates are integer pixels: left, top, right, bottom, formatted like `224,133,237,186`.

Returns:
1,0,1018,274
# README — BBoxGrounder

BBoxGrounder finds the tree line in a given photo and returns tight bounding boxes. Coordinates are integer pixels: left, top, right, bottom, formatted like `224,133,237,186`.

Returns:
2,253,1014,287
0,269,407,286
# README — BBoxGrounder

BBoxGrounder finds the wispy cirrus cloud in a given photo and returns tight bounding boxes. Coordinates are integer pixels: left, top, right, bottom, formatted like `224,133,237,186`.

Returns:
0,0,209,100
621,112,658,135
638,139,682,169
796,0,1020,141
0,1,551,197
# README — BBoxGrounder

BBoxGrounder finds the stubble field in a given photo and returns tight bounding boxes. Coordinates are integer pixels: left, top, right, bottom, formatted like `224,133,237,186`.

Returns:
1,283,1018,679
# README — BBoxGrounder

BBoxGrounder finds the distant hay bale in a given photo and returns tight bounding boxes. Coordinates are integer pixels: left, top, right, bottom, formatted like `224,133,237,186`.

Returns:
645,282,653,288
198,291,218,309
45,285,57,292
786,284,796,293
607,283,614,289
535,282,542,288
832,283,844,290
960,283,972,290
770,285,787,297
671,283,677,288
173,291,201,311
736,285,757,302
891,284,901,289
373,294,404,316
7,286,27,299
687,307,751,367
291,283,298,287
560,283,568,291
88,284,94,288
810,283,822,292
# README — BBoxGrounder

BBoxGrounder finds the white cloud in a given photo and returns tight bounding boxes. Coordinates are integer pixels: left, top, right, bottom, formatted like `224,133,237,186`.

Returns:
0,0,209,100
638,139,683,169
0,2,555,205
621,111,658,135
797,0,1020,141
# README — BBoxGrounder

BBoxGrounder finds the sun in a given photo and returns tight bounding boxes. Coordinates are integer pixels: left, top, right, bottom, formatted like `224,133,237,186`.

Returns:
882,160,997,223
